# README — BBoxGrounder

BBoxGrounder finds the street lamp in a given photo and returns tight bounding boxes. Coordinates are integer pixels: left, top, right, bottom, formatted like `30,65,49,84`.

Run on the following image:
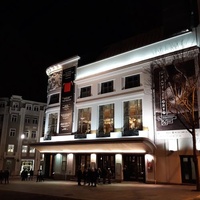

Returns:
21,134,25,139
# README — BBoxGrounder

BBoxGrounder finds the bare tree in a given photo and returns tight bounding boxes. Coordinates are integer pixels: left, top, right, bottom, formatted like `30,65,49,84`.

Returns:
151,48,200,191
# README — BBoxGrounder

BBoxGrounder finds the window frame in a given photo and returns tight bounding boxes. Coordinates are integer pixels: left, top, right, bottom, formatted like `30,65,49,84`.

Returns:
9,128,16,137
100,80,114,94
124,74,140,89
80,86,91,98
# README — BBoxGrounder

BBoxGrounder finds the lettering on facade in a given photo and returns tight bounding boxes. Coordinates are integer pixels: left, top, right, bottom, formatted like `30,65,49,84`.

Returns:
157,70,177,126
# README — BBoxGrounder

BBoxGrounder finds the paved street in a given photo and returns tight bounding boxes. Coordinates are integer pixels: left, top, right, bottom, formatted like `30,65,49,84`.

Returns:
0,178,200,200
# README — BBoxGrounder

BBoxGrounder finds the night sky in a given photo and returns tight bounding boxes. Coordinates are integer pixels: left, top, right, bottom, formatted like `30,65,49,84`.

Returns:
0,0,166,102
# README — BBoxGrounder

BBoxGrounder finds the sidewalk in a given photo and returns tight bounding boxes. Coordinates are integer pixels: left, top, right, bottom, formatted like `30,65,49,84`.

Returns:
0,178,200,200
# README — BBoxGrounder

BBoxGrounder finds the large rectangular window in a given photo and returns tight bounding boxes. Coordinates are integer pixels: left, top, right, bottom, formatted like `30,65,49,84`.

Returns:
7,144,14,153
31,131,36,138
77,108,91,134
9,129,16,137
123,99,142,133
125,74,140,89
29,147,35,154
22,145,28,153
80,86,91,98
99,104,114,134
11,114,17,122
48,113,58,135
49,93,59,104
33,118,38,124
101,81,113,94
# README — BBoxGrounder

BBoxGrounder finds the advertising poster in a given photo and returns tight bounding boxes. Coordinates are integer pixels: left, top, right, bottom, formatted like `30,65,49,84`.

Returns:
153,59,199,131
59,66,75,134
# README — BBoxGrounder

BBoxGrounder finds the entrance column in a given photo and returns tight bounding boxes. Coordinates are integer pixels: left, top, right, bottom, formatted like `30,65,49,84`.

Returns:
115,154,123,182
66,153,75,178
90,154,97,169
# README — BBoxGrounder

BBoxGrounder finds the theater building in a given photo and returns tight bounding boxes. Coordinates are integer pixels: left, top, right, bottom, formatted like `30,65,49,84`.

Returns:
32,1,200,184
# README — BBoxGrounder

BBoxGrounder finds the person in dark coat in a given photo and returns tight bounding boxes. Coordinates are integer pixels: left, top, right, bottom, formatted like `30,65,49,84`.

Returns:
102,167,107,184
92,168,98,187
4,169,9,184
77,167,82,186
0,170,4,184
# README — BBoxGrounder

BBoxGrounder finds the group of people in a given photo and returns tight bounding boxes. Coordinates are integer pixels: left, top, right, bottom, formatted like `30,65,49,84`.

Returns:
20,168,44,182
77,166,112,186
21,168,34,181
0,169,10,184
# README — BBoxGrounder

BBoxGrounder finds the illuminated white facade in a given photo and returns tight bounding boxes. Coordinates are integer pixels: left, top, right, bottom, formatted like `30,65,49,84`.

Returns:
32,18,200,183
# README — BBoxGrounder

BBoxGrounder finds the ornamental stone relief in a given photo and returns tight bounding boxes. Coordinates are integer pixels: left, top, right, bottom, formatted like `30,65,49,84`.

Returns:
47,71,62,92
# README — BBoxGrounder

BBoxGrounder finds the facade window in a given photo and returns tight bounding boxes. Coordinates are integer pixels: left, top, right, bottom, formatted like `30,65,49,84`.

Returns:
29,147,35,153
33,118,38,124
26,104,32,111
99,104,114,134
9,129,16,137
0,102,5,108
11,114,17,122
101,81,113,94
125,74,140,89
80,86,91,98
48,113,58,135
12,102,19,110
22,145,28,153
33,106,39,111
31,131,36,138
123,99,143,131
24,130,29,138
77,108,91,134
7,144,14,152
25,117,30,124
0,115,3,122
49,93,59,104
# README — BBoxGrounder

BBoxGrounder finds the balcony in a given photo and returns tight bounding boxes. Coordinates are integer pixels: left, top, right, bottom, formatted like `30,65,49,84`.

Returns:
4,152,15,158
96,132,110,138
122,129,139,136
74,133,87,139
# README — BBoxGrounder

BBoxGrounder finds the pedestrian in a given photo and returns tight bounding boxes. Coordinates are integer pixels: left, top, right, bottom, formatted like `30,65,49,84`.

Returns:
29,169,33,181
77,166,82,186
87,167,92,186
92,168,98,187
102,167,107,184
36,169,42,182
0,170,4,184
4,168,9,184
97,168,101,184
107,168,112,184
83,167,87,185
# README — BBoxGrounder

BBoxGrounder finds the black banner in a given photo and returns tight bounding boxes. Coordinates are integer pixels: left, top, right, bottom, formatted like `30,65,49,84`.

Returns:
59,66,75,134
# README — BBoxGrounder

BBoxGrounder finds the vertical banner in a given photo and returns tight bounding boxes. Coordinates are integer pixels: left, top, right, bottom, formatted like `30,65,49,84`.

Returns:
154,59,198,131
59,66,75,134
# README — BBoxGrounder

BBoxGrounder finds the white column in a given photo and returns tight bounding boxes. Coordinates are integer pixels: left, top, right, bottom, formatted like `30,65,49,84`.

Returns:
115,154,123,182
90,154,97,169
67,153,75,176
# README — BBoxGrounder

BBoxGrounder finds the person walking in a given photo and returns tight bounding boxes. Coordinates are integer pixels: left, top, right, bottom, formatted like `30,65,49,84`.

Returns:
4,168,9,184
77,166,82,186
102,167,107,184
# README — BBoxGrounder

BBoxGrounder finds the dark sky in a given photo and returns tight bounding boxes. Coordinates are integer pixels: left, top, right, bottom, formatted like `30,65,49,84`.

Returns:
0,0,164,102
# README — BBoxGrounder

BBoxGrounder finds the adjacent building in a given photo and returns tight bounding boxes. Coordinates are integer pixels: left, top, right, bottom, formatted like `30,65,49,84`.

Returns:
0,95,46,176
32,1,200,184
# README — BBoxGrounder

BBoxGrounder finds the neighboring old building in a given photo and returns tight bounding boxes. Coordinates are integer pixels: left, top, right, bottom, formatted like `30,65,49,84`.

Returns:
32,1,200,184
0,95,46,176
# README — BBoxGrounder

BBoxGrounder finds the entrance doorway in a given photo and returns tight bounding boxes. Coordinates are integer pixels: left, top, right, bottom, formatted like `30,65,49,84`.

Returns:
180,155,196,184
97,154,115,173
75,154,90,174
123,154,145,182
